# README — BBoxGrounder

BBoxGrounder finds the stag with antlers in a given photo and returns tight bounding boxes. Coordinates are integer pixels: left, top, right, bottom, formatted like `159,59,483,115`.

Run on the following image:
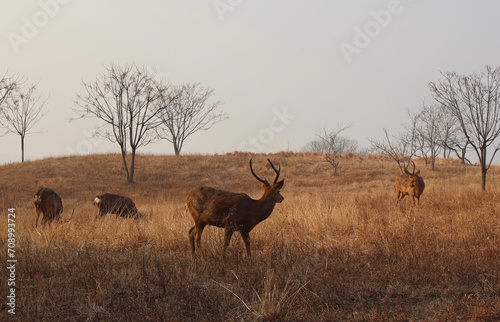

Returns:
395,161,425,206
186,158,284,257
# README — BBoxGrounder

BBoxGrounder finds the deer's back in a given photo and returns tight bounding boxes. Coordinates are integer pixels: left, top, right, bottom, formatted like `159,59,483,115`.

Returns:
35,188,63,214
186,186,252,225
395,174,425,196
96,193,137,216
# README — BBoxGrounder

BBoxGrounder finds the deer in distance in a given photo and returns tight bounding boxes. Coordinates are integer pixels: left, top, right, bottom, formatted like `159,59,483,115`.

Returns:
395,161,425,206
186,158,285,257
33,187,64,227
94,193,141,219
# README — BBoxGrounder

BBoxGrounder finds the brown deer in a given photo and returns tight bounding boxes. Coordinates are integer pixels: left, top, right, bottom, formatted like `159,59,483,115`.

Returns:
395,161,425,205
94,193,140,218
186,158,284,257
33,187,63,227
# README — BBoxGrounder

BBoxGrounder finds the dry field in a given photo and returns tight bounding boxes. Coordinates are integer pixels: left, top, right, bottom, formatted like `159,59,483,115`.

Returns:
1,152,499,321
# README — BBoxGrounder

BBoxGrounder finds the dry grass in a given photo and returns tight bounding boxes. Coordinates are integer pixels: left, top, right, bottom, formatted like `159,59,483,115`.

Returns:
1,152,499,321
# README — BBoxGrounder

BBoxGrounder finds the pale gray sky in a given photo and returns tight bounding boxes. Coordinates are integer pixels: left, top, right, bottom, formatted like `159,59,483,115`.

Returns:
2,1,499,164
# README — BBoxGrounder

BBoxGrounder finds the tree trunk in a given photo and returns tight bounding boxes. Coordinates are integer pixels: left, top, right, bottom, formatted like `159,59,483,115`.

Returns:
459,147,466,164
430,148,436,171
129,148,136,183
120,144,130,182
173,142,180,156
480,147,487,191
21,135,25,162
481,167,487,191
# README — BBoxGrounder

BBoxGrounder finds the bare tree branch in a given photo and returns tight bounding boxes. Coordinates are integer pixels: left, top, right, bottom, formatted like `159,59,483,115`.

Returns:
369,127,417,174
0,72,25,109
157,82,228,155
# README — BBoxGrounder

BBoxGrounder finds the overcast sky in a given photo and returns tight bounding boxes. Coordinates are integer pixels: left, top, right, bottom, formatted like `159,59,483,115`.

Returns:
1,1,500,164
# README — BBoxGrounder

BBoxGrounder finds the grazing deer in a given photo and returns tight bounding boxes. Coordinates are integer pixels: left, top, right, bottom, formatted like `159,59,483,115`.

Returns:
395,161,425,205
186,159,285,257
33,187,64,227
94,193,140,218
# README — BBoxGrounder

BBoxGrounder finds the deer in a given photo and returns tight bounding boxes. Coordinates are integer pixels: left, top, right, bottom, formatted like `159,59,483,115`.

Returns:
33,187,64,227
394,160,425,206
94,193,141,219
186,158,285,257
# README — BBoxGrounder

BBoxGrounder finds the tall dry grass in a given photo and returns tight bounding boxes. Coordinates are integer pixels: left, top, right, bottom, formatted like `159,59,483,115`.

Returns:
0,152,499,321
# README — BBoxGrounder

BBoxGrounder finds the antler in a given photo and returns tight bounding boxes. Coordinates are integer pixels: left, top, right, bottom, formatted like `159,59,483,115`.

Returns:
403,160,416,175
267,159,281,184
249,159,281,185
249,159,270,186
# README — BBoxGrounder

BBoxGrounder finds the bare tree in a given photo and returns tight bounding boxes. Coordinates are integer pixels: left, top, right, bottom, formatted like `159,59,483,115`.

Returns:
73,63,174,183
416,102,443,170
157,83,227,155
429,65,500,190
301,138,330,153
437,105,472,164
316,124,357,175
0,82,47,162
438,104,462,159
405,108,427,162
370,127,418,173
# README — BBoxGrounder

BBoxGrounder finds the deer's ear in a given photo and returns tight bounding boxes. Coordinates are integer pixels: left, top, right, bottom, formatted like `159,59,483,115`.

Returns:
415,170,420,175
275,179,284,189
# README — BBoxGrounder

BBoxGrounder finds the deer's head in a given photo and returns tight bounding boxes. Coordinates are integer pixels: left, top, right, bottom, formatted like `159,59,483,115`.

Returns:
250,158,284,203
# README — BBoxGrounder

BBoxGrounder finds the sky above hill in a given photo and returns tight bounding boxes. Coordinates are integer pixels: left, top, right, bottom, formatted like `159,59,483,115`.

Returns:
2,1,500,164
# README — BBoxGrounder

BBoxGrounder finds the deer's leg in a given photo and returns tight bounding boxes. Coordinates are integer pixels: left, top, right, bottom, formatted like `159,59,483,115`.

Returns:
399,192,407,203
35,211,41,228
240,231,251,257
188,226,196,255
223,228,234,257
195,223,206,251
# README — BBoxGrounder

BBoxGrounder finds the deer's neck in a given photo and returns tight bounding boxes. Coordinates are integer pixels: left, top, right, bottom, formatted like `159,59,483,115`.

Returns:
255,195,277,221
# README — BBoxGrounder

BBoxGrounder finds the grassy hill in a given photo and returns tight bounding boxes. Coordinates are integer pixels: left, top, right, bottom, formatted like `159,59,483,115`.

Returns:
1,153,499,321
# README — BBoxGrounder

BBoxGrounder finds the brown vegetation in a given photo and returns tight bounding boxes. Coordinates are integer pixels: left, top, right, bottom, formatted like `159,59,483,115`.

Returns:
0,152,499,321
187,159,284,257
